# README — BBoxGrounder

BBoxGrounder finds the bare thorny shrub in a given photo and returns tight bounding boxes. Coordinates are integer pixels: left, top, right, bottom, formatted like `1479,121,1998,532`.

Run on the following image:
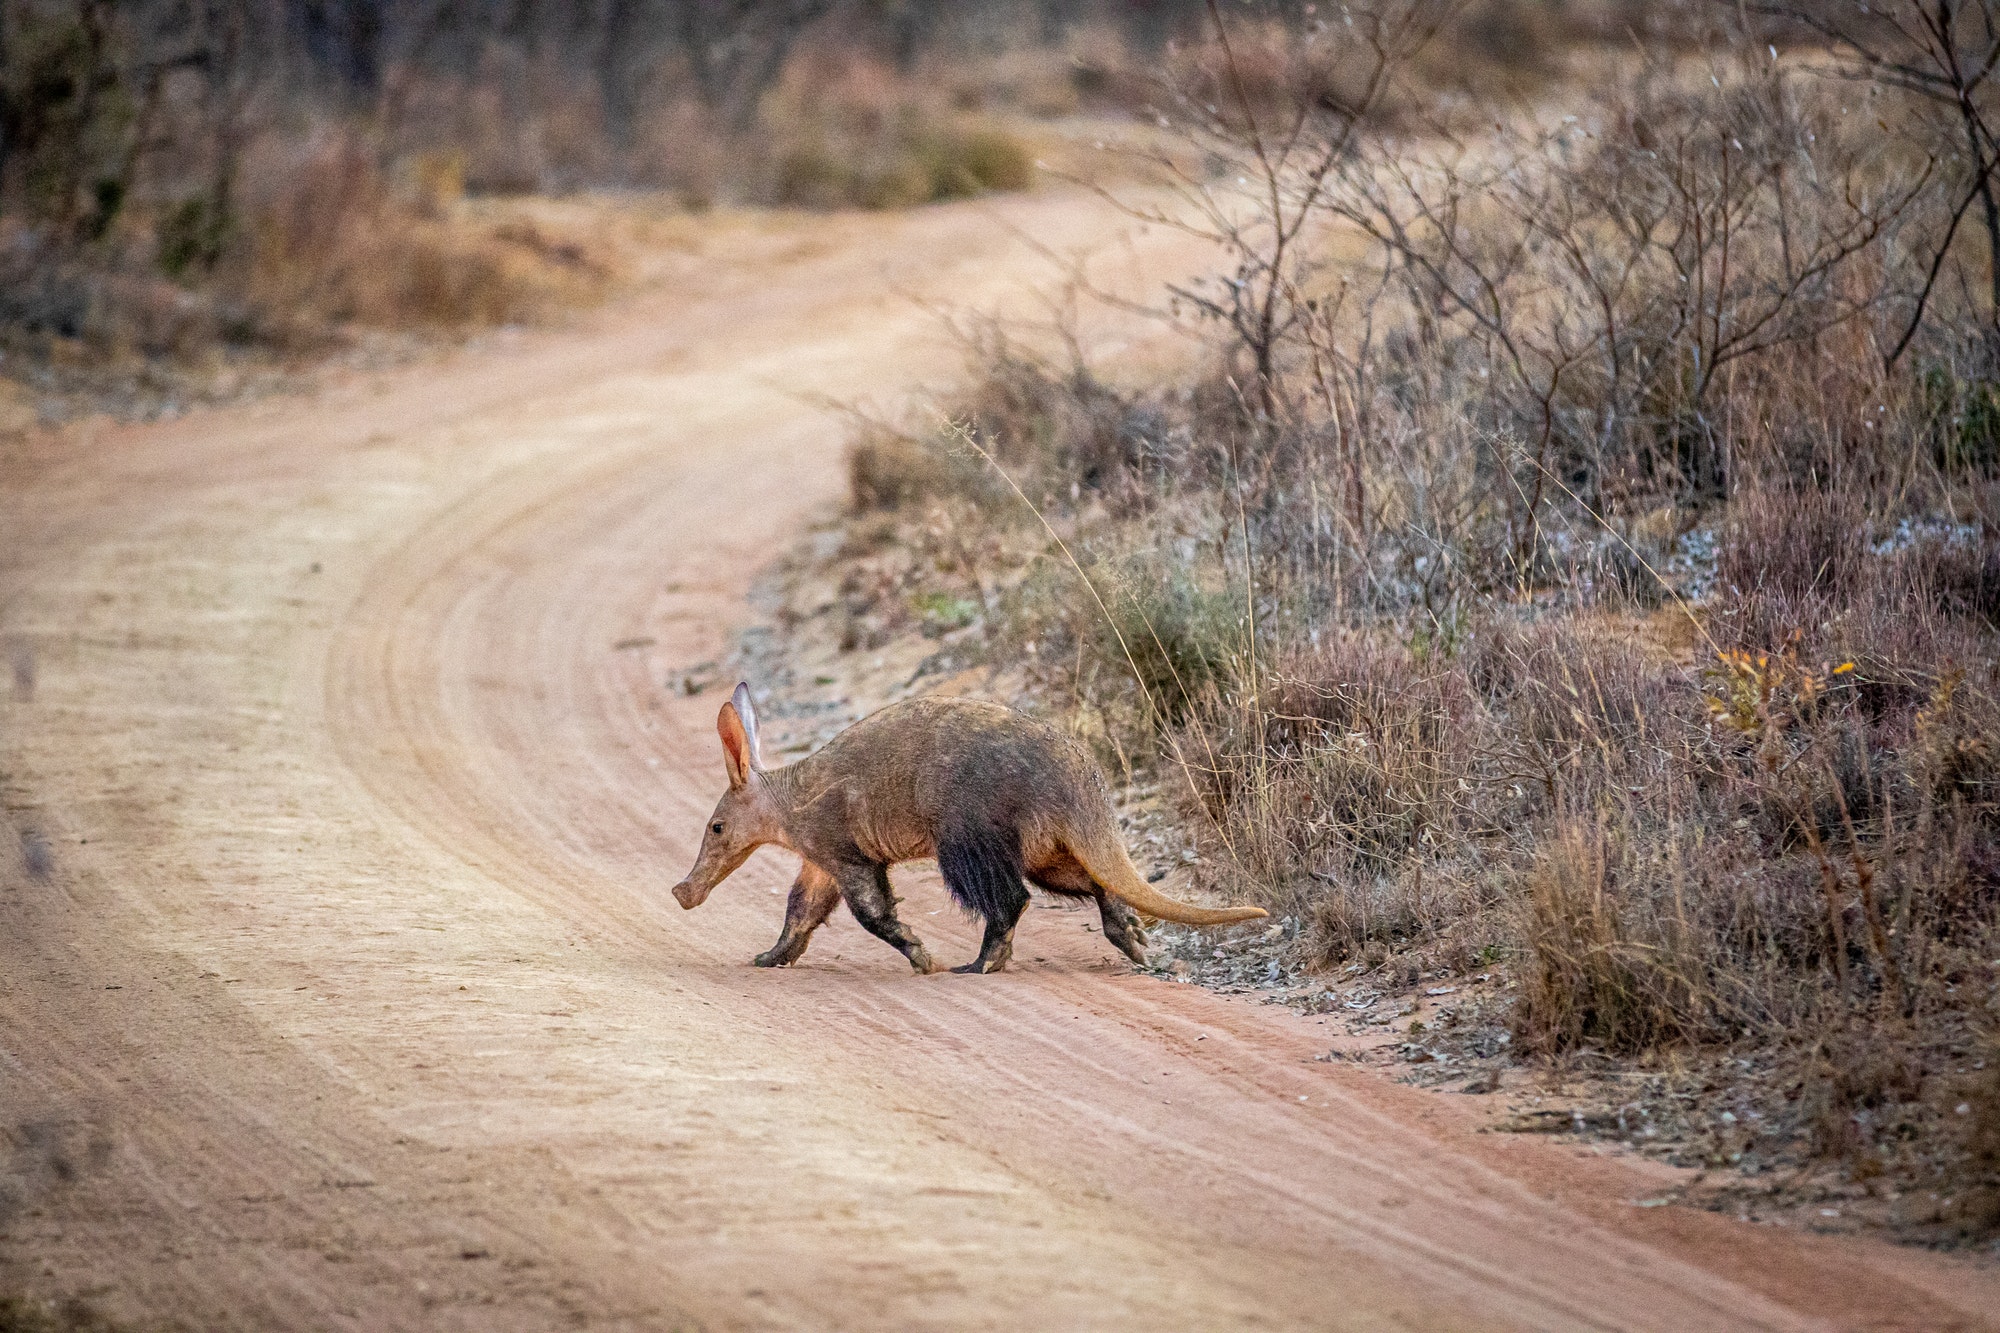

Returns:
838,2,2000,1227
1320,42,1938,547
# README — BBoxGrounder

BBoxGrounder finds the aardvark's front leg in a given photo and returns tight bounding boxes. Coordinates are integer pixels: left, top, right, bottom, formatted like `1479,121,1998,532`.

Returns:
838,862,938,974
753,861,842,967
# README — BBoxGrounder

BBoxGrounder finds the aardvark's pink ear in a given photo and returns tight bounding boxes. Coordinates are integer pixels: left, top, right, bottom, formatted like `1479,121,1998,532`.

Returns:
717,682,761,786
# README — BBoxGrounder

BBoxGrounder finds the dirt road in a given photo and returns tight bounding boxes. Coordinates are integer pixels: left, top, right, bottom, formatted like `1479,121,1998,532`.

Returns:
3,189,1997,1332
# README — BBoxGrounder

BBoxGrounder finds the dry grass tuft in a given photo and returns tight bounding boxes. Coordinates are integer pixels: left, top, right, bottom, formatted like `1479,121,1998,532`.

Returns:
1512,821,1709,1054
848,427,994,512
757,50,1035,211
238,137,620,334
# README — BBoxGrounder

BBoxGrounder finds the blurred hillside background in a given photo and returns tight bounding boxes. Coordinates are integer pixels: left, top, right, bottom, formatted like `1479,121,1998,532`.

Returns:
0,0,1658,411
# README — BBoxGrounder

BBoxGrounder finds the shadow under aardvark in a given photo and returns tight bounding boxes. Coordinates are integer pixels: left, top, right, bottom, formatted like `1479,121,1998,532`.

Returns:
670,683,1265,974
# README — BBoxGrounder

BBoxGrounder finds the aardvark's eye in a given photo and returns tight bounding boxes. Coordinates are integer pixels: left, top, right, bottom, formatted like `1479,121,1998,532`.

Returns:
711,821,725,835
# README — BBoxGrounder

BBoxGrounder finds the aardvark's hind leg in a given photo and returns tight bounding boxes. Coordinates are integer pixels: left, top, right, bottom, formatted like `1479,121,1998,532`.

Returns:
939,825,1028,975
1095,891,1149,965
754,861,841,967
960,908,1026,974
1028,853,1147,966
840,863,938,975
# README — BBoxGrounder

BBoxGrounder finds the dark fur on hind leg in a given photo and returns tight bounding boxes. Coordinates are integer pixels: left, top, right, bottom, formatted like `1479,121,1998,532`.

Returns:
938,823,1028,974
956,913,1020,975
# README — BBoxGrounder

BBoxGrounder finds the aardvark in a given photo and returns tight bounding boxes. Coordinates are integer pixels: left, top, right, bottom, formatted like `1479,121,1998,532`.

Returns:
670,684,1266,974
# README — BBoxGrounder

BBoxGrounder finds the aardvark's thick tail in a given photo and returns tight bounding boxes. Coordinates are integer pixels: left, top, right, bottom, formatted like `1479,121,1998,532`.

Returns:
1068,830,1267,927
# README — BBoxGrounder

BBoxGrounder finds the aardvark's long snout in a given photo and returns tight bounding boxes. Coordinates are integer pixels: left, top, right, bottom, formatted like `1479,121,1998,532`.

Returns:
672,834,754,911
